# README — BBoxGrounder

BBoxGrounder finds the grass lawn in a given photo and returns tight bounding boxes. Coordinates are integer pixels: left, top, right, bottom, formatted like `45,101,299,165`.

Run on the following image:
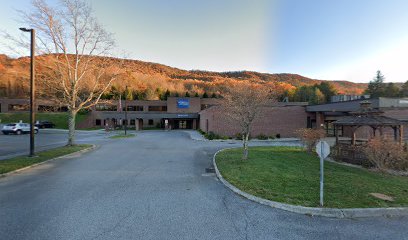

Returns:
0,144,92,174
0,112,88,129
109,133,135,139
216,146,408,208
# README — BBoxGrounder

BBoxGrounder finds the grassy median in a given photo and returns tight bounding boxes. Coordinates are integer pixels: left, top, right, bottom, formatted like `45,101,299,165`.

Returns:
0,144,92,174
216,146,408,208
109,133,135,139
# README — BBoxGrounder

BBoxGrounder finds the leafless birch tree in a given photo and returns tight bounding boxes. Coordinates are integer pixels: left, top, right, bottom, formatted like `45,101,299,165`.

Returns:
222,83,276,160
5,0,123,145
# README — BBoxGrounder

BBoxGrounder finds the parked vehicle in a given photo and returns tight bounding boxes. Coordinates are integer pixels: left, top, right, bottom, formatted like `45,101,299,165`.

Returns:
35,120,56,129
2,123,39,135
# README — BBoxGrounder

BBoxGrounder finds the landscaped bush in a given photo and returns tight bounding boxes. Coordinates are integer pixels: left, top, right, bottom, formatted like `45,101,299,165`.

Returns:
295,128,326,153
235,133,252,141
363,137,408,172
197,129,206,135
206,131,221,140
256,134,269,140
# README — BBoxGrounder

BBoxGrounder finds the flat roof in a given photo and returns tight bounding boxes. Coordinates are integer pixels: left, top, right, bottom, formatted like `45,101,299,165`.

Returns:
306,99,380,112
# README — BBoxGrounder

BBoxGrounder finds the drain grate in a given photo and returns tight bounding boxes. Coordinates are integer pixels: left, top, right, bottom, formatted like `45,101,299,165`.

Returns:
205,167,215,173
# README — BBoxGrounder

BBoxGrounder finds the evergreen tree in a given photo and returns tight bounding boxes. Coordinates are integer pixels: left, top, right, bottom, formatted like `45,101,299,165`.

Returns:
364,70,386,98
194,92,199,97
163,89,171,100
316,82,337,102
185,91,190,97
174,92,180,97
211,92,217,98
202,91,209,98
384,82,400,97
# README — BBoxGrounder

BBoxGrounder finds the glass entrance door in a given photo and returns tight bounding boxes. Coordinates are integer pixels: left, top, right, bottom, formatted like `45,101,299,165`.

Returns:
179,120,187,129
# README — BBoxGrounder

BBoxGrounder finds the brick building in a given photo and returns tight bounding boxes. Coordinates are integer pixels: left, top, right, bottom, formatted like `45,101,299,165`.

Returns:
1,97,408,140
199,103,309,138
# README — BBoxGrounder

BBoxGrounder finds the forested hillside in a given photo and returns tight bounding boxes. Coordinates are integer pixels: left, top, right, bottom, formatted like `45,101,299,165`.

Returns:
0,54,367,101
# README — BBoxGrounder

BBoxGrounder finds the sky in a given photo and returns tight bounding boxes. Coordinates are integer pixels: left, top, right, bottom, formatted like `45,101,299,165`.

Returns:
1,0,408,83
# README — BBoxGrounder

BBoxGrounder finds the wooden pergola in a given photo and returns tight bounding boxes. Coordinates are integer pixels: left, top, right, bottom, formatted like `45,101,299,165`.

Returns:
333,115,404,145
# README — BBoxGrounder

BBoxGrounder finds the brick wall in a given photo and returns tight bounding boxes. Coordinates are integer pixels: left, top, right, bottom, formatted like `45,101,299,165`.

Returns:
199,105,308,138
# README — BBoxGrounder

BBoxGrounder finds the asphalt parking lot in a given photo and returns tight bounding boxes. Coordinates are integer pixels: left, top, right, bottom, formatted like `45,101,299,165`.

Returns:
0,131,406,240
0,129,108,160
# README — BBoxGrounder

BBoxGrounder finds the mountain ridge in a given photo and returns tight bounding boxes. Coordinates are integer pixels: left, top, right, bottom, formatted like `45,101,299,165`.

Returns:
0,54,367,99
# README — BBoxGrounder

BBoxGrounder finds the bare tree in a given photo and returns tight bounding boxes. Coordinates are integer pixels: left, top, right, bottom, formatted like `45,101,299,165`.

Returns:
5,0,123,145
221,83,276,160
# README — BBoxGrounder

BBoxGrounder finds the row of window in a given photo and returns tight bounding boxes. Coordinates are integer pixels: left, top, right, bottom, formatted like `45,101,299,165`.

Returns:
5,104,68,112
95,118,155,126
95,105,167,112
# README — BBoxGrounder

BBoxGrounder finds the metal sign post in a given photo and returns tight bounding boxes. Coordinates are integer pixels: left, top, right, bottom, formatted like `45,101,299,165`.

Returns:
316,140,330,207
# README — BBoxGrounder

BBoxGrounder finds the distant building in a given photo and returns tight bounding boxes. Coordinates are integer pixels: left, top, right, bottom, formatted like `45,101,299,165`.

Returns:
331,94,370,103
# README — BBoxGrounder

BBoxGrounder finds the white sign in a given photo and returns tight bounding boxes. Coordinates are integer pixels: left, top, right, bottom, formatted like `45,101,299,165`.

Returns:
316,140,330,159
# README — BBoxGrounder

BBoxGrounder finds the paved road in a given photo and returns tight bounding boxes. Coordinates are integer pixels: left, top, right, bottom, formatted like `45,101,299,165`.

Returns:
0,129,110,160
0,131,407,240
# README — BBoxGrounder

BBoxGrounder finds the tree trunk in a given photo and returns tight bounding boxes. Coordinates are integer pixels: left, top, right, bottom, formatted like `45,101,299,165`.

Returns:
67,110,77,146
242,132,249,160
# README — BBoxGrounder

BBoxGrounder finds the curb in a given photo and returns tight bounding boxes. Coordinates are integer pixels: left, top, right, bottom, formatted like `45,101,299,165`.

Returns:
213,148,408,218
0,144,97,179
184,130,302,144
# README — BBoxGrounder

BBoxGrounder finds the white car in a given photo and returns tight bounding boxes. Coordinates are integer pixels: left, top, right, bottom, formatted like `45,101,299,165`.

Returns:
2,123,39,135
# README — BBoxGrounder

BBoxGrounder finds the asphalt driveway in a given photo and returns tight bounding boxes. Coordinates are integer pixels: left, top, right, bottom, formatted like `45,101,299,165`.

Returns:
0,131,407,240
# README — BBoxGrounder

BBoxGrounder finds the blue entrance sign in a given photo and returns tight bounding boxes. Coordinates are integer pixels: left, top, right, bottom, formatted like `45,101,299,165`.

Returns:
177,99,190,108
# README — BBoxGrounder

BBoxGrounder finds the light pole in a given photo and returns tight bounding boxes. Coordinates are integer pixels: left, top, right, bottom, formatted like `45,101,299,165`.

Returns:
19,27,36,157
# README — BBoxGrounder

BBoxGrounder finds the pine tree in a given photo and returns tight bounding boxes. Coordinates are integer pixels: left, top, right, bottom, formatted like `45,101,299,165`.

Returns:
211,92,217,98
163,89,171,100
194,92,199,97
185,91,190,97
316,82,337,102
202,92,209,98
364,70,386,98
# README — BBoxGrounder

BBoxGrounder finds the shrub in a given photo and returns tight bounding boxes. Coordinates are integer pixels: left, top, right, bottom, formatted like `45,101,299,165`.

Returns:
295,128,326,153
275,133,281,139
235,133,252,141
206,131,221,140
256,134,269,140
363,137,408,171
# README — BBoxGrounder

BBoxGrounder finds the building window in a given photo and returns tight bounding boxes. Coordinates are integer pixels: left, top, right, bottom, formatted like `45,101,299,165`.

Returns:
148,119,154,125
95,119,101,126
130,119,135,125
8,104,29,111
96,104,117,111
148,106,167,112
38,105,55,112
124,106,143,111
57,106,68,112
